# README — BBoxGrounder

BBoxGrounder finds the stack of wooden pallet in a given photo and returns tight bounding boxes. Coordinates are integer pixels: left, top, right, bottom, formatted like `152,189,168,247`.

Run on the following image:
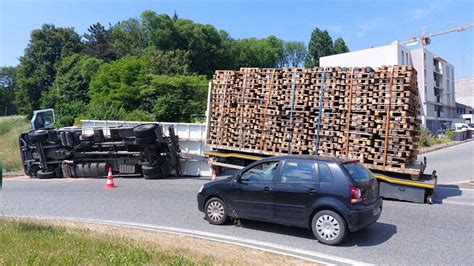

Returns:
208,66,420,173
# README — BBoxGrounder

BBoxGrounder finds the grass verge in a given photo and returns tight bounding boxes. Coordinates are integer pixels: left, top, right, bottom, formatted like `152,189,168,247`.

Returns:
0,218,312,265
0,116,30,172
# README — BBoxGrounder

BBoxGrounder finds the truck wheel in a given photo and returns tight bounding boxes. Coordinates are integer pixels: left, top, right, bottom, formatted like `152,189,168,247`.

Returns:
37,170,56,179
311,210,347,246
205,197,229,225
28,130,49,143
133,124,156,138
135,135,156,145
142,165,163,179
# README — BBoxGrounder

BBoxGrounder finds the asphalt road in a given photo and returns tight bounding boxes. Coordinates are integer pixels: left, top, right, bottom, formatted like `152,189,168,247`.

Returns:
424,140,474,184
1,141,473,265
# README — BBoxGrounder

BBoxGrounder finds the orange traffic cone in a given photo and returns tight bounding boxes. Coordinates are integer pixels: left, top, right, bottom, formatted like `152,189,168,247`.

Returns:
211,167,217,181
105,167,116,189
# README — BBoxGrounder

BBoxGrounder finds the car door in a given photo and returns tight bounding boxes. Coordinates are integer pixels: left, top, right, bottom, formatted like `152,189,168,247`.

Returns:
230,160,280,221
272,159,320,226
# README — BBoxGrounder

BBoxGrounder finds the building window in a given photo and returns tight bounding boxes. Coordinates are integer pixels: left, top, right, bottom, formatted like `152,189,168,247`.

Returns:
424,69,426,77
424,86,427,95
406,53,409,65
401,51,405,64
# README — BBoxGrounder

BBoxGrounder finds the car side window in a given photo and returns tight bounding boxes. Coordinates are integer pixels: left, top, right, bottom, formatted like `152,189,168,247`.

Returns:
240,161,279,182
318,163,333,183
280,161,316,183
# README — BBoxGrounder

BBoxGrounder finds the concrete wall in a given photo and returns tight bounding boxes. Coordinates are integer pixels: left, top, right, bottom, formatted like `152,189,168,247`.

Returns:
455,78,474,107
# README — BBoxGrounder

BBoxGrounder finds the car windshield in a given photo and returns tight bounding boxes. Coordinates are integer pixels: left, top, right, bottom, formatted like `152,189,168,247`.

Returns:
342,162,374,181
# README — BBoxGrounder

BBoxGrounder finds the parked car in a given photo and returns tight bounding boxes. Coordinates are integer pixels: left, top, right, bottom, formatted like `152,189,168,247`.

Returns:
197,156,382,245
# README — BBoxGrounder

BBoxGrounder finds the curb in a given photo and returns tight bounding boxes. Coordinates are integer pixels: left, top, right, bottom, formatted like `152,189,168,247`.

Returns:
419,139,472,154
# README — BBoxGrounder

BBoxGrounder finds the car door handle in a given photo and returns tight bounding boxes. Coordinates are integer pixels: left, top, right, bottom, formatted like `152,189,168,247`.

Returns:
263,187,272,192
308,188,316,194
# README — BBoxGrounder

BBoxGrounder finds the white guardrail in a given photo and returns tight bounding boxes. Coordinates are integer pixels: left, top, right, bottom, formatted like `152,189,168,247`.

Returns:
80,120,212,177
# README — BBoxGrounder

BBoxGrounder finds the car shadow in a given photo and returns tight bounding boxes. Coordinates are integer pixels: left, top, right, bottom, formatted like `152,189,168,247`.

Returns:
341,222,397,247
232,219,397,246
433,184,463,204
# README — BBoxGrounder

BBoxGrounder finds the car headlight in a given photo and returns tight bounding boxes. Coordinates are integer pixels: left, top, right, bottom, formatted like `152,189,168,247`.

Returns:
198,185,204,193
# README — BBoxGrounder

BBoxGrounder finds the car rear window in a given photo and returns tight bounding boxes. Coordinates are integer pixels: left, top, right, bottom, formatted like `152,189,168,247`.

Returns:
342,162,374,181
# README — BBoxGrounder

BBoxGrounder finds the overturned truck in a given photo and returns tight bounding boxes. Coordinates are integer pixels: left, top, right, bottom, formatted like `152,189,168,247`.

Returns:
19,110,181,179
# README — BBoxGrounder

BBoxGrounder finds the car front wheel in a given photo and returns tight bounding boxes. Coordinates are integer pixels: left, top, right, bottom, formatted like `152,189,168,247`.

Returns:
204,197,228,225
311,210,348,246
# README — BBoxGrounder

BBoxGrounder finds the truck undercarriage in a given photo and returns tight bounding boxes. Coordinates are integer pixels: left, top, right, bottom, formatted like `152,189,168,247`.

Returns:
19,123,181,179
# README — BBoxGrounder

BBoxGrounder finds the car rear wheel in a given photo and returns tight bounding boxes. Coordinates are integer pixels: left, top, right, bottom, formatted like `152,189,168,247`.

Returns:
311,210,347,246
204,197,228,225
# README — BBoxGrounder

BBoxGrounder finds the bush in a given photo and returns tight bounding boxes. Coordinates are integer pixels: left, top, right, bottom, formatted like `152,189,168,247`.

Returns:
124,110,155,121
419,127,431,147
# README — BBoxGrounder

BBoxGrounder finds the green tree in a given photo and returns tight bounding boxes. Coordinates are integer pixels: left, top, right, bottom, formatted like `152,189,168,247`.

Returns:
333,38,349,54
83,22,117,61
15,24,82,115
146,75,208,122
308,28,333,67
41,54,103,126
0,66,17,115
144,47,191,75
89,56,150,111
282,41,307,67
110,18,148,57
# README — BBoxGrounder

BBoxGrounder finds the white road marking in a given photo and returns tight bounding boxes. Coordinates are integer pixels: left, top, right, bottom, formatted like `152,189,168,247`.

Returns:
8,215,370,266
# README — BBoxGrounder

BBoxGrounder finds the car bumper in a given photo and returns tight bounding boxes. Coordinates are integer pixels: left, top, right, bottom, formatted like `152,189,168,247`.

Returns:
197,192,205,212
346,198,383,232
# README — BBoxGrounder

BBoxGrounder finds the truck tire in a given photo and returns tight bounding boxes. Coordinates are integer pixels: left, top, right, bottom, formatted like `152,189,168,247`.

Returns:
28,130,49,143
142,165,164,179
37,170,56,179
135,135,156,145
133,124,157,138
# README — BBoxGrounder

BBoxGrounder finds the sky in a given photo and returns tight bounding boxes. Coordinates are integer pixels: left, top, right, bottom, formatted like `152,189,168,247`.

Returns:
1,0,473,78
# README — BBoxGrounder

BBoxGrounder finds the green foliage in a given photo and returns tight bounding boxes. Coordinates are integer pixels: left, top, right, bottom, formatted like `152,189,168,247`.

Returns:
79,102,128,121
83,23,117,61
110,18,148,57
445,129,454,140
307,28,350,66
282,41,308,67
333,38,349,54
0,66,17,115
418,127,454,147
0,116,30,171
308,28,333,67
234,36,284,68
90,56,150,111
147,75,208,122
15,24,82,115
0,219,203,265
40,54,103,127
124,109,155,121
145,47,191,75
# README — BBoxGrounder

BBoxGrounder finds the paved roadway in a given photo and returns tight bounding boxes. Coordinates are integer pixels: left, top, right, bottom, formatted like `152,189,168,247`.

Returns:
1,141,473,265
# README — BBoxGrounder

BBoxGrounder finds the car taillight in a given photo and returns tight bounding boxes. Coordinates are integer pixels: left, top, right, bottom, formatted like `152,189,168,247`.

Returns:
350,186,362,204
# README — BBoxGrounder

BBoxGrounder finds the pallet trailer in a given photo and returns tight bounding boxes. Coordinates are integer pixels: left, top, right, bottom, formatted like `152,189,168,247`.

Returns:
204,150,437,204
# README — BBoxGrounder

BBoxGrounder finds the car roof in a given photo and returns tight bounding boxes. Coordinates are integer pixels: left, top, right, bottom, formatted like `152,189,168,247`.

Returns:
260,155,358,164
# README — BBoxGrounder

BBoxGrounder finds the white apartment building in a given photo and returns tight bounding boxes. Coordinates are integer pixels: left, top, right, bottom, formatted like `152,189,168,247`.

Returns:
320,42,457,132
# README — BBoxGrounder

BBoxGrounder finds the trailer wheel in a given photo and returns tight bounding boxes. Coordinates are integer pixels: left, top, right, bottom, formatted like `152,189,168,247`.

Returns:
62,164,72,178
28,130,49,143
142,165,164,179
37,170,56,179
133,124,157,138
135,135,156,145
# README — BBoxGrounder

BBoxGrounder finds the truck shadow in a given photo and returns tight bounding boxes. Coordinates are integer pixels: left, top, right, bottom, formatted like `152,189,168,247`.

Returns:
234,219,396,246
433,185,463,204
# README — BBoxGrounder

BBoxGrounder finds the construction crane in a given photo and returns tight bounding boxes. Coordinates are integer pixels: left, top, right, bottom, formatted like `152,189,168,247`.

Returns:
400,23,474,47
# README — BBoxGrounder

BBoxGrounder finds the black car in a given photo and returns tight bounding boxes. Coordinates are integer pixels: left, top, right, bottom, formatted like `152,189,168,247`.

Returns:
197,156,382,245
